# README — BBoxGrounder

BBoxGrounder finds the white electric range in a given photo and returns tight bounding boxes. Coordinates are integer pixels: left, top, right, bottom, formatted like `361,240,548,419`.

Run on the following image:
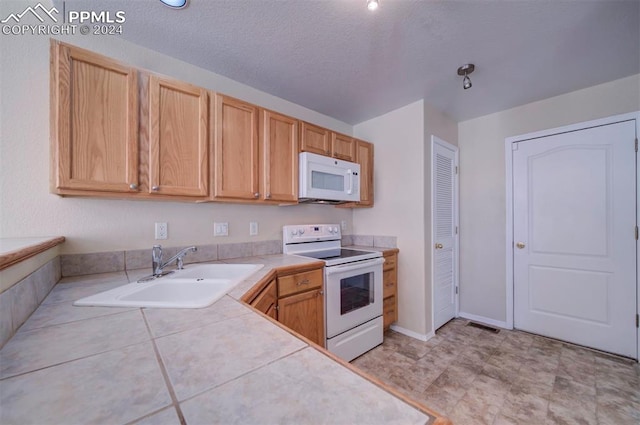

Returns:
283,224,384,361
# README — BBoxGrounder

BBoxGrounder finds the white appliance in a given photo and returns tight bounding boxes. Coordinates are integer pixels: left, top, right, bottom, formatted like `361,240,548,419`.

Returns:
299,152,360,203
283,224,384,362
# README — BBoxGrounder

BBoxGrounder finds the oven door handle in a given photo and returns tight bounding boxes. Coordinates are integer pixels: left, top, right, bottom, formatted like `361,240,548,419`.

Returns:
324,257,384,276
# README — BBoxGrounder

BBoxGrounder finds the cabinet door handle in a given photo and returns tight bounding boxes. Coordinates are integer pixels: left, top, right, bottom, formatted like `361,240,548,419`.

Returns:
152,186,160,191
266,193,271,199
254,192,260,198
297,279,310,286
435,243,443,249
129,183,138,190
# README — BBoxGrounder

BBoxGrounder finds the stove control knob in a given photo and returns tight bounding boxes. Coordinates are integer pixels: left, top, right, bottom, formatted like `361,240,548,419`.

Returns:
291,229,298,236
333,226,339,233
299,228,305,235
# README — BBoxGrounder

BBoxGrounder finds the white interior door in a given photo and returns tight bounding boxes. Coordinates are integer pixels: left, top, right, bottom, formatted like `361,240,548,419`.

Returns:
513,120,637,358
432,136,459,331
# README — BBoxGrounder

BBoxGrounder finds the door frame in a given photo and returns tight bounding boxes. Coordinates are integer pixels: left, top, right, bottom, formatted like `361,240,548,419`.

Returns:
504,111,639,358
431,135,460,331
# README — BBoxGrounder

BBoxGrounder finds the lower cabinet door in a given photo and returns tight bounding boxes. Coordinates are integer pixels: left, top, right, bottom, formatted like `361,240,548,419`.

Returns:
278,289,324,346
250,278,277,320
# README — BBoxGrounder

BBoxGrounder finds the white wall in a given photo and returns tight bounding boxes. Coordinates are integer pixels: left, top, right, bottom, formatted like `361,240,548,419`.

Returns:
352,100,457,337
458,73,640,324
353,100,428,336
0,1,353,254
422,102,458,333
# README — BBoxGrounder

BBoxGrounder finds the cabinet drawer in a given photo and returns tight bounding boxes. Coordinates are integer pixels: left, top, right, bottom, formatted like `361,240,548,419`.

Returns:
278,268,323,297
383,254,397,271
383,296,397,328
383,270,396,298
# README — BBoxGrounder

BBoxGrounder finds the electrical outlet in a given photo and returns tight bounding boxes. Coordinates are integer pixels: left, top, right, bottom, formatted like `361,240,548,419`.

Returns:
341,220,347,231
155,222,168,240
214,222,228,237
249,221,258,236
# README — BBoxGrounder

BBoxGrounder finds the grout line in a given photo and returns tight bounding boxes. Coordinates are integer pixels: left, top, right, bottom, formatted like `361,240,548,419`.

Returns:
176,345,310,405
141,310,187,425
0,309,151,381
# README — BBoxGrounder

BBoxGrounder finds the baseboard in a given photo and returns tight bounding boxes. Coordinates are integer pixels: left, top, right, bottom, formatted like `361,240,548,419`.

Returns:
458,312,510,330
389,324,435,342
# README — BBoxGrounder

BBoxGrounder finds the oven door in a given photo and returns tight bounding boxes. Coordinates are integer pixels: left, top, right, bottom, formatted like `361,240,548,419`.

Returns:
325,258,384,338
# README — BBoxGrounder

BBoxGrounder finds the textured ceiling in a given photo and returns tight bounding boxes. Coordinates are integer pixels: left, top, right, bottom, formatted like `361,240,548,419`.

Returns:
55,0,640,124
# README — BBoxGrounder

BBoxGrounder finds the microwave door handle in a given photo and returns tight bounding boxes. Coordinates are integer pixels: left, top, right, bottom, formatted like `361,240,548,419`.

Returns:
346,169,353,195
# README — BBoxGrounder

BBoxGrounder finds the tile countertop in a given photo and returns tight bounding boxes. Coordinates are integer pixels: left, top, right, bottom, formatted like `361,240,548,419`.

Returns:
0,253,443,425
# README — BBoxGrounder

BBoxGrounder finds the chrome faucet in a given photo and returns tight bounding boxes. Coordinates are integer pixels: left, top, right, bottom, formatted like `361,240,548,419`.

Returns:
152,245,197,276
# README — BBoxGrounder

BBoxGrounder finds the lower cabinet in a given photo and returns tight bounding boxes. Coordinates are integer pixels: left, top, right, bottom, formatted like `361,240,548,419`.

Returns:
278,287,324,346
245,266,325,347
277,268,324,346
382,250,398,330
249,276,277,320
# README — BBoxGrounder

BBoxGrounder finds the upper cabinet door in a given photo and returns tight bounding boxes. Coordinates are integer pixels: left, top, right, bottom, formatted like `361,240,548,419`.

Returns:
148,76,209,197
213,94,260,200
300,122,330,156
52,42,138,193
355,140,374,206
261,110,299,202
331,133,355,162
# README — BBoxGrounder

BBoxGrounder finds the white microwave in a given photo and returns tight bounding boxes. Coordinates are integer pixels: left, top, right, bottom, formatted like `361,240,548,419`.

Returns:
299,152,360,203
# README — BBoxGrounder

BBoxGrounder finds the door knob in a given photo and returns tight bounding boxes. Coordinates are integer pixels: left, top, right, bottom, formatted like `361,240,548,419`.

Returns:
435,243,443,249
516,242,526,249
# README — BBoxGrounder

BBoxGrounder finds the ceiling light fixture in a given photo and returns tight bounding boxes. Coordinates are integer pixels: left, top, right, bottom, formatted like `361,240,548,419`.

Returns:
367,0,379,11
457,64,475,90
160,0,188,9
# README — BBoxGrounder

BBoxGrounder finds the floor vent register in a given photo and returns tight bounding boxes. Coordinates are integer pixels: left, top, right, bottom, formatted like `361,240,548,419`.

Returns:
466,321,500,334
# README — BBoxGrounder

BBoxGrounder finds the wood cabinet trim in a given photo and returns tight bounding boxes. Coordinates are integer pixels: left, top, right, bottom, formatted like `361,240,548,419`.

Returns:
0,237,66,271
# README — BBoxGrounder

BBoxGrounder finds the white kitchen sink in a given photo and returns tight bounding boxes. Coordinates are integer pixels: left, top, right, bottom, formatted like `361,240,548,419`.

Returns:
73,263,263,309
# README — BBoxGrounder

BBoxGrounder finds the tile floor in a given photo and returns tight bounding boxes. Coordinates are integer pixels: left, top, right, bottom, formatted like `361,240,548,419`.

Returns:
351,319,640,425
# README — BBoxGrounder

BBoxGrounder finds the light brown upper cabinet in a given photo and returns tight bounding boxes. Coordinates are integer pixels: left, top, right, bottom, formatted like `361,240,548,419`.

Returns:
51,41,139,194
299,122,331,156
331,133,356,162
338,139,374,208
355,140,374,206
260,110,299,202
148,76,209,198
212,94,260,200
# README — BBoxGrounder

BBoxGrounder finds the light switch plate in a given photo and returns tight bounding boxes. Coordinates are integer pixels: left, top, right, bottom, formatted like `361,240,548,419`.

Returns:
249,221,258,236
214,222,228,237
341,220,347,231
155,222,168,240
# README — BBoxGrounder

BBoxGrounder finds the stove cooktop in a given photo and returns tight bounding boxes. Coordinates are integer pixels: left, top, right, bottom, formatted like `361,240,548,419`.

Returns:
295,248,381,266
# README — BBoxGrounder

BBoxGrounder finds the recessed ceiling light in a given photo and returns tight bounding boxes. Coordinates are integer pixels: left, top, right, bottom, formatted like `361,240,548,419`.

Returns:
160,0,188,9
367,0,379,11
